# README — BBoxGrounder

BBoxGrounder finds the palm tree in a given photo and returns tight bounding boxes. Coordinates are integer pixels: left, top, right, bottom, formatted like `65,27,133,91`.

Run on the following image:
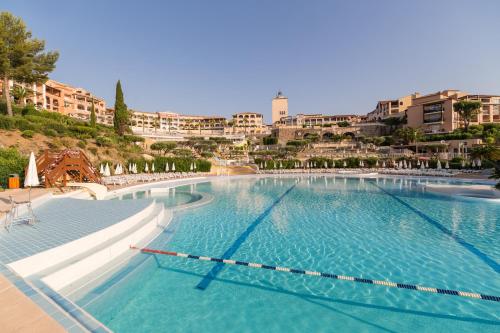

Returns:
185,119,192,133
454,100,482,132
395,127,421,145
167,117,172,134
243,117,249,134
209,119,216,134
141,114,146,133
11,85,31,106
153,118,159,133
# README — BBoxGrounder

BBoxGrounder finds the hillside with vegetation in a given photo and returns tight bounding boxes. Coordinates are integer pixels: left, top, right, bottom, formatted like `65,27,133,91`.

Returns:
0,103,212,188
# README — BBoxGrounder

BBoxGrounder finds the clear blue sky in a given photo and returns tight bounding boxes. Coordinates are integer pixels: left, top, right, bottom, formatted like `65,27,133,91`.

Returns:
3,0,500,122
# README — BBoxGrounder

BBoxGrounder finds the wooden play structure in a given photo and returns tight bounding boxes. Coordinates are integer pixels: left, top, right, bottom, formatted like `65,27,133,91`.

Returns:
34,149,101,188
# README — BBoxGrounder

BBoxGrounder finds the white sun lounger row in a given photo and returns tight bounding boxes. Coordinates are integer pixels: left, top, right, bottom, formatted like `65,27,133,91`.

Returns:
256,168,476,177
102,172,210,186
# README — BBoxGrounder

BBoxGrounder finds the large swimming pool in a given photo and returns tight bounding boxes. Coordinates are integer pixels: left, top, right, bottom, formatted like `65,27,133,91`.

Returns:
75,176,499,332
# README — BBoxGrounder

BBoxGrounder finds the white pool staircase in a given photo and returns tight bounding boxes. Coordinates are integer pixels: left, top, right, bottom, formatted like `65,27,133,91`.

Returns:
424,184,500,200
67,182,108,200
7,201,170,293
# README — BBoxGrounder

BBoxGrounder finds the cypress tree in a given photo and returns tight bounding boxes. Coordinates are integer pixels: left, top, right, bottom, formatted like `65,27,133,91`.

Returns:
113,80,128,135
90,99,96,128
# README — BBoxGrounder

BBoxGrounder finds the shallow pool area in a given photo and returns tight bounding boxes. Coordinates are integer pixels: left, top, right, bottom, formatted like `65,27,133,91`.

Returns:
71,176,500,332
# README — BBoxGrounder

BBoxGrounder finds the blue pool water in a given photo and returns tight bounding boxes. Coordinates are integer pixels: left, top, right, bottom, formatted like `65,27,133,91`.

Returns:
77,176,500,332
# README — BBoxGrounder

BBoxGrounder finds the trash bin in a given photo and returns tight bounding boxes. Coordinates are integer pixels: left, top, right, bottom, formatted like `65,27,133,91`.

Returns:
8,174,20,189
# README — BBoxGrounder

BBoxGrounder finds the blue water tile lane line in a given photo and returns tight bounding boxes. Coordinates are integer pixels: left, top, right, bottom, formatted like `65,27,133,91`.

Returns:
195,183,298,290
369,181,500,274
132,247,500,302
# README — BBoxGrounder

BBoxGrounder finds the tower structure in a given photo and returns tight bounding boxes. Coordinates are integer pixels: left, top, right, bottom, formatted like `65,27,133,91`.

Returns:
272,91,288,124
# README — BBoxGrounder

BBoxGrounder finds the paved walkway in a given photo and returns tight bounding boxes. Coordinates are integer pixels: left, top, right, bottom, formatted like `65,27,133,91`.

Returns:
0,274,65,333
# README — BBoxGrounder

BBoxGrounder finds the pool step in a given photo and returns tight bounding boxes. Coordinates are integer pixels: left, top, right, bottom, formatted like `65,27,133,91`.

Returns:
8,201,170,286
39,202,169,292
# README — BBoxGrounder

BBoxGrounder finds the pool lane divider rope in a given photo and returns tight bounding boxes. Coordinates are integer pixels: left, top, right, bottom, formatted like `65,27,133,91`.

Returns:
129,246,500,302
195,182,298,290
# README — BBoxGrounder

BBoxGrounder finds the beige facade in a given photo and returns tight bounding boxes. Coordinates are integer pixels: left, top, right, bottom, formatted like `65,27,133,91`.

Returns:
406,90,500,133
276,113,363,127
272,91,288,124
230,112,268,134
131,111,226,134
0,79,109,125
367,93,418,121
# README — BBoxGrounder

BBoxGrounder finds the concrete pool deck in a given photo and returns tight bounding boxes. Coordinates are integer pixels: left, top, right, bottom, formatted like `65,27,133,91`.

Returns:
0,274,65,333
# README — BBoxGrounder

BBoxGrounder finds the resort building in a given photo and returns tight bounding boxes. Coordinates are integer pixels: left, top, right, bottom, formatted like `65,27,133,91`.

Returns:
229,112,269,134
367,93,418,122
130,110,160,132
406,90,500,133
275,113,363,128
130,110,226,134
272,91,288,124
0,79,109,125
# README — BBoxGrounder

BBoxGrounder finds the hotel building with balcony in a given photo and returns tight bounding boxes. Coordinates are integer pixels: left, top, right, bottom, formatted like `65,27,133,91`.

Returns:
406,90,500,133
0,79,110,125
366,93,417,122
275,113,363,128
229,112,269,134
130,110,226,134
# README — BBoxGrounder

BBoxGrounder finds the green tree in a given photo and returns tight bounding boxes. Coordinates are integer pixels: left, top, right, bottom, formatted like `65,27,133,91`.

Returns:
89,99,96,128
0,12,59,116
395,127,421,145
11,85,31,106
453,100,482,132
150,141,177,155
489,164,500,189
337,121,350,127
113,80,129,135
470,144,500,161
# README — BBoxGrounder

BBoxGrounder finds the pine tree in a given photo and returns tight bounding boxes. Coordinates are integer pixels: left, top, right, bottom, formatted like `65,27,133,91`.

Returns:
0,12,59,116
90,99,96,128
113,80,128,135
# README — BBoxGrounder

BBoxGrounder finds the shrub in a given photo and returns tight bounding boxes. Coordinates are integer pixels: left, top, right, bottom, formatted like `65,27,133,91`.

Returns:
21,130,35,138
95,136,112,147
0,101,7,115
88,147,98,155
172,148,193,157
262,136,278,145
337,121,350,127
77,141,86,149
363,157,379,168
0,115,15,129
21,105,37,116
45,122,67,135
15,118,37,131
69,125,97,138
123,135,145,143
201,151,214,158
42,128,58,137
0,148,28,188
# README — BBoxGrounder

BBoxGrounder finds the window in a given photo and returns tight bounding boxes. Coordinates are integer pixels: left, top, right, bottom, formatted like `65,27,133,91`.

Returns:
423,103,444,114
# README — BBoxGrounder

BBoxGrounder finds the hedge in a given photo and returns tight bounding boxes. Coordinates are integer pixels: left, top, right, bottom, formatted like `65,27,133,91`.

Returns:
0,148,28,188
